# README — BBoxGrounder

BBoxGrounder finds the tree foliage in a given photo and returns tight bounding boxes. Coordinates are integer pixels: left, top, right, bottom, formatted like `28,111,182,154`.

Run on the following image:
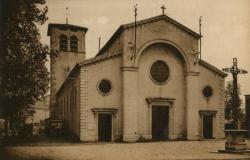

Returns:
1,0,50,134
225,81,244,128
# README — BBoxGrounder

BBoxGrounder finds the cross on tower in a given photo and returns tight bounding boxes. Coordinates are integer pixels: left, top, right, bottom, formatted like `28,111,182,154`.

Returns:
66,7,69,24
222,58,248,129
161,5,166,15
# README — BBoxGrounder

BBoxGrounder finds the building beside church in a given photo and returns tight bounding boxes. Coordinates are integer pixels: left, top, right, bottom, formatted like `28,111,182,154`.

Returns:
26,95,50,135
48,14,227,142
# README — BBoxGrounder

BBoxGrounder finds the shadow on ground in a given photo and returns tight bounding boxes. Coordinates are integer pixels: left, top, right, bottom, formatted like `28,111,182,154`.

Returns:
0,147,53,160
2,135,72,146
1,137,250,160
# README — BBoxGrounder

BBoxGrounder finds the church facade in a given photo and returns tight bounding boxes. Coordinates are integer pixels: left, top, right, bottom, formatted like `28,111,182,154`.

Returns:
48,15,227,142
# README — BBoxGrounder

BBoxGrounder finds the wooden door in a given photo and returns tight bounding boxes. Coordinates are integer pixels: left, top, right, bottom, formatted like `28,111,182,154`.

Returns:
98,114,112,142
152,106,169,140
203,115,213,139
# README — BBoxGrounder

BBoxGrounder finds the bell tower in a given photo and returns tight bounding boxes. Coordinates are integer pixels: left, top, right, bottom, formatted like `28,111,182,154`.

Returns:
47,23,88,117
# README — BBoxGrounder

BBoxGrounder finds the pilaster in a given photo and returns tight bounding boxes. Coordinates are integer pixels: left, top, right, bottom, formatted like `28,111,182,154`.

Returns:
122,66,139,142
79,67,89,141
218,78,225,138
186,71,200,140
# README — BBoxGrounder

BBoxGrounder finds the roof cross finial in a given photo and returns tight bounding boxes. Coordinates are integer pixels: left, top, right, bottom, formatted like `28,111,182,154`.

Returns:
66,7,69,24
130,4,138,60
134,4,138,17
161,5,166,15
199,16,202,59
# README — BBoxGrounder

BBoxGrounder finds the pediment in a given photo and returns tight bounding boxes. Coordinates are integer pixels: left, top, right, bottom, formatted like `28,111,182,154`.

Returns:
123,15,201,39
97,15,200,56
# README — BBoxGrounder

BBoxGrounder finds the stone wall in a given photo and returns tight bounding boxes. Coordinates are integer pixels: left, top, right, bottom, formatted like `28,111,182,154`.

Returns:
57,68,81,138
50,27,86,112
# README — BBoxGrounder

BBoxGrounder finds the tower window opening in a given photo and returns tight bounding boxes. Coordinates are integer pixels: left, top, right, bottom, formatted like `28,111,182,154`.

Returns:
60,35,68,51
70,36,78,52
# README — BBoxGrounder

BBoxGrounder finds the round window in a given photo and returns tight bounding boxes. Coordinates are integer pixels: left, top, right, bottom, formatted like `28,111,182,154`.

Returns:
203,86,213,98
150,60,169,84
98,79,112,95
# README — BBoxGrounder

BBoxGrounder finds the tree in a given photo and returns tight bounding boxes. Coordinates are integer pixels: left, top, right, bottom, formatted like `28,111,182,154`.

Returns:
225,81,244,128
1,0,50,135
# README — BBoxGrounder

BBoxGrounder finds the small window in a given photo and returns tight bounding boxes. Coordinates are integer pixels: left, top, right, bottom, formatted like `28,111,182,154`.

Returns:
60,35,68,51
98,79,112,95
150,60,169,85
70,36,78,52
203,86,213,99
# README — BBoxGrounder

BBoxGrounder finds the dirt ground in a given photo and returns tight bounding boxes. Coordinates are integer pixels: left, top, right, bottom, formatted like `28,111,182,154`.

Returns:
1,139,250,160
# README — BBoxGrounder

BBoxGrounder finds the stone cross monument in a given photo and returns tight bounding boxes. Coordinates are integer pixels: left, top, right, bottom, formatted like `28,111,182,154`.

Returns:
222,58,248,151
223,58,247,129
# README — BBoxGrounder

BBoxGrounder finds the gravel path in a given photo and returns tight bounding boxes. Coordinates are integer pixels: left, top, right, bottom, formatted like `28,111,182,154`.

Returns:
2,140,250,160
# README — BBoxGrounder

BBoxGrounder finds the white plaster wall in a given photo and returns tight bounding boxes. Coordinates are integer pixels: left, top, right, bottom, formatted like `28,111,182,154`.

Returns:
137,43,186,139
198,65,225,138
121,18,200,141
80,56,122,141
123,20,198,71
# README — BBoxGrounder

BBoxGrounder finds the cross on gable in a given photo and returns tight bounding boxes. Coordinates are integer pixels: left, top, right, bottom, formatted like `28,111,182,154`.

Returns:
134,4,138,16
161,5,166,15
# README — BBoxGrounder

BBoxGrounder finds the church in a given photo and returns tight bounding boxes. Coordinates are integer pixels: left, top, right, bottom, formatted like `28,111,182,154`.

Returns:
47,11,227,142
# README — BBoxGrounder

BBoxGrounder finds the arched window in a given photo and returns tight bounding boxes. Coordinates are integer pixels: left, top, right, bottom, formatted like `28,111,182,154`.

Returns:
59,35,68,51
70,36,78,52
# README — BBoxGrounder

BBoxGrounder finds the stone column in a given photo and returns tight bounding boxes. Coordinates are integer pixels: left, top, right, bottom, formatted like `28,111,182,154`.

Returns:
122,67,139,142
186,72,200,140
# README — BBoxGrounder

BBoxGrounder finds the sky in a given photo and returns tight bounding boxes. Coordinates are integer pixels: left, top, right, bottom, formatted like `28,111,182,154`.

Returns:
39,0,250,104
